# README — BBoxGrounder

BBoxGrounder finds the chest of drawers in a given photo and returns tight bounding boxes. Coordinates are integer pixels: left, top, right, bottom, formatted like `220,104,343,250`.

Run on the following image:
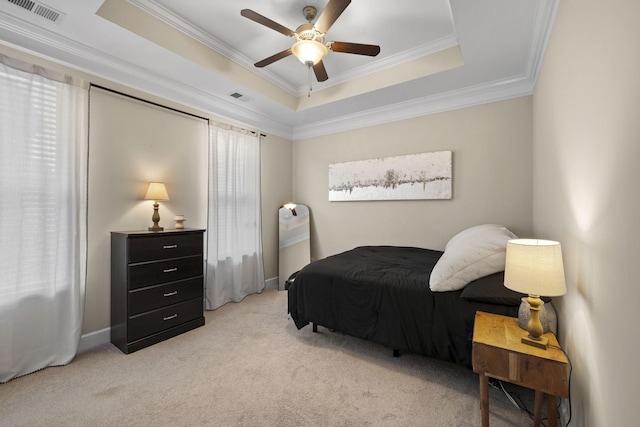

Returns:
111,229,205,354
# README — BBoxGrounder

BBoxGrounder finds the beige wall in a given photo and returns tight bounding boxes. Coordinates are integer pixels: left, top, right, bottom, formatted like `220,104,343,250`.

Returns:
533,0,640,425
85,89,292,335
293,97,534,259
86,89,209,334
261,133,294,281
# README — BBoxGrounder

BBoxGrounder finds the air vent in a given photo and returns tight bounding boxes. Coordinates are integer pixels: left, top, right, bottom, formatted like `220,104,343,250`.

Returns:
5,0,65,23
229,92,253,102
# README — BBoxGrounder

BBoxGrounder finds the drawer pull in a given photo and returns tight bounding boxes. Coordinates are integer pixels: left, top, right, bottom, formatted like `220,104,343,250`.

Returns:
163,268,178,273
164,291,178,297
163,314,178,321
163,244,178,249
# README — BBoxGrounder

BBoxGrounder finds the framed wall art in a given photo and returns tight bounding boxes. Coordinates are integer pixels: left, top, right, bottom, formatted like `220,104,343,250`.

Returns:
329,150,452,201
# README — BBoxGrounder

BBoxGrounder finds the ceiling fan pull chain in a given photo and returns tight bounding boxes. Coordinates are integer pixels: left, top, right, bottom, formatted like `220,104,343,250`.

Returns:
307,61,313,97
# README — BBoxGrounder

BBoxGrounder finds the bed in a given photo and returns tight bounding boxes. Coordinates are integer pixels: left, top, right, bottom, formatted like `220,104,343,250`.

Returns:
287,225,556,368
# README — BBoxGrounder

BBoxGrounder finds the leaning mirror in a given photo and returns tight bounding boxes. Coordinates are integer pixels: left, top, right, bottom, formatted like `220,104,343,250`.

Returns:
278,203,310,290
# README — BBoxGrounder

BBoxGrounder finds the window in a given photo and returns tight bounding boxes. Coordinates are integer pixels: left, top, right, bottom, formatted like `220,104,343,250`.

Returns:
0,57,87,383
0,70,63,295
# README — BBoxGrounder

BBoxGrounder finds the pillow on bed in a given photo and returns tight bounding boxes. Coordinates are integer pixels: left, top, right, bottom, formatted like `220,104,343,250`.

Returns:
461,271,552,305
429,224,517,292
460,272,524,305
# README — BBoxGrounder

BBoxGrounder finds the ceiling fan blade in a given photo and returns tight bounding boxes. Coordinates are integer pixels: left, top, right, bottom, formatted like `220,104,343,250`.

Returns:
254,49,293,68
314,0,351,34
241,9,295,37
329,41,381,56
313,61,329,82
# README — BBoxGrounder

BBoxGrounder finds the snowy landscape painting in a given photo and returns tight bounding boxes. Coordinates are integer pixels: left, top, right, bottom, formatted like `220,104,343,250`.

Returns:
329,151,452,201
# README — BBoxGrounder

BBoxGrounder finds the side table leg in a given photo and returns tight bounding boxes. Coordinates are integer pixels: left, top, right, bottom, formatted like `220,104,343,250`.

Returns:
547,394,559,427
479,373,489,427
533,390,543,426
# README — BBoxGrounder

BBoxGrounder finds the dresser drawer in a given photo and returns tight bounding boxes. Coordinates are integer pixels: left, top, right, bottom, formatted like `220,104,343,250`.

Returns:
128,233,202,263
129,255,203,290
129,277,203,316
128,298,203,342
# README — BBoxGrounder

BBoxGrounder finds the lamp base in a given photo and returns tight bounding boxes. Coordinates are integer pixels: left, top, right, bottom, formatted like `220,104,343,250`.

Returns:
521,334,548,350
520,294,549,350
518,297,551,333
148,201,163,231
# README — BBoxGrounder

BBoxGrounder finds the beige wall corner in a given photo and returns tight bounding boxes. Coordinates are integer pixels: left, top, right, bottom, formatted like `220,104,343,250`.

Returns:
532,0,640,425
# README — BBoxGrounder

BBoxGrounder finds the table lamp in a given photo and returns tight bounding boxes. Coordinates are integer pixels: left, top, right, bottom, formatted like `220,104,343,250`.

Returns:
504,239,566,349
144,182,169,231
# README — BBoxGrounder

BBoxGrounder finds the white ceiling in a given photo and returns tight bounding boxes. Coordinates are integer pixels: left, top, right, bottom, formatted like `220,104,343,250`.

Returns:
0,0,559,140
146,0,457,93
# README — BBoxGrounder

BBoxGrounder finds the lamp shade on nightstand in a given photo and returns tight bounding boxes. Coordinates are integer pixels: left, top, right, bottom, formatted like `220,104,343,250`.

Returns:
504,239,566,349
504,239,566,297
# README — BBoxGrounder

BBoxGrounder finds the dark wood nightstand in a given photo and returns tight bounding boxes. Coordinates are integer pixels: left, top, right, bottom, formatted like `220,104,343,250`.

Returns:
472,311,569,427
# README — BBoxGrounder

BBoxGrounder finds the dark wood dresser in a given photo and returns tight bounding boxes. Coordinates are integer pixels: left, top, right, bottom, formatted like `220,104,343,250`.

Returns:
111,228,205,354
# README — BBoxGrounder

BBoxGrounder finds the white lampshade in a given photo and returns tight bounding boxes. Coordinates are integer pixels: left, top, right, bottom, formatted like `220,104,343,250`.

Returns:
504,239,567,297
291,40,328,65
144,182,169,201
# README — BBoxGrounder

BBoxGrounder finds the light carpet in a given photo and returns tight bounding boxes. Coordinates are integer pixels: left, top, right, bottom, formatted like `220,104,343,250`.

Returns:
0,287,536,426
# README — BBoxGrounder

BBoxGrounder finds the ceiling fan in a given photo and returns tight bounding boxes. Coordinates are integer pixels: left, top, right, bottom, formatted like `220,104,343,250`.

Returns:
240,0,380,93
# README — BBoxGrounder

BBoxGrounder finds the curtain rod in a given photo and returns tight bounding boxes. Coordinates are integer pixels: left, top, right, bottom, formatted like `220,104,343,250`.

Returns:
210,120,267,138
89,83,209,122
89,83,267,138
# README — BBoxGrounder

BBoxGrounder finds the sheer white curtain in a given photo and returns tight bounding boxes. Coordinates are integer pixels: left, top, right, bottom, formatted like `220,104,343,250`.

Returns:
0,56,87,383
206,124,265,310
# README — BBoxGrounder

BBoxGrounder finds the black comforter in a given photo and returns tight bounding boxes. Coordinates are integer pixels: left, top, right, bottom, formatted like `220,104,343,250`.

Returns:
287,246,518,368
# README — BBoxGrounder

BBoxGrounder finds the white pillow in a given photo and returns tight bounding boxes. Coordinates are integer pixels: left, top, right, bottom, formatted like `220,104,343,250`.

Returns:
429,224,517,292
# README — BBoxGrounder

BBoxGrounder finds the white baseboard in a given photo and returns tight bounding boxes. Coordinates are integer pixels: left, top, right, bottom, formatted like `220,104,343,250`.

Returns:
78,327,110,354
265,276,278,289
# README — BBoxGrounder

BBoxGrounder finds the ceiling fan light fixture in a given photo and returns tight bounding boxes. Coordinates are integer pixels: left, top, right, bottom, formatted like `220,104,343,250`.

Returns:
241,1,380,92
292,40,328,66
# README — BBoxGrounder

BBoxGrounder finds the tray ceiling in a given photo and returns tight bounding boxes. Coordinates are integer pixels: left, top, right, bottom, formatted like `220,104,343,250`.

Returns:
0,0,558,139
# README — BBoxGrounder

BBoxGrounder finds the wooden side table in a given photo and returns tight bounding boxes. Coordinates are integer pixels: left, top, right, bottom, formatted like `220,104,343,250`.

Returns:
472,311,569,427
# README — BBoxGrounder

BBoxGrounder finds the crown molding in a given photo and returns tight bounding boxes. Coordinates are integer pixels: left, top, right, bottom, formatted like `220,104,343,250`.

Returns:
293,35,459,97
291,0,558,140
0,0,557,143
0,9,293,139
526,0,559,83
292,75,535,141
129,0,461,100
128,0,298,95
